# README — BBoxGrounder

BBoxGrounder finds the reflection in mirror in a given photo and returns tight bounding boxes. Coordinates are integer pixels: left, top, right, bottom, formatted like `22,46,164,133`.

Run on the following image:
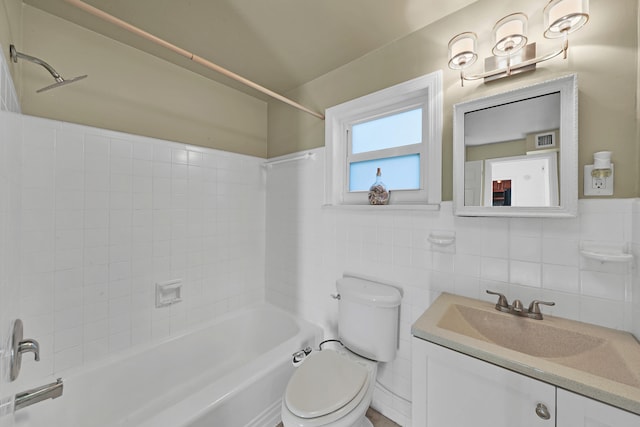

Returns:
464,93,560,208
491,179,511,206
453,75,577,217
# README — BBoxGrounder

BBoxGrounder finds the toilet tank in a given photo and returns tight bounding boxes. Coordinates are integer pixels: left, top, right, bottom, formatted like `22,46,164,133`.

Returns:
337,277,401,362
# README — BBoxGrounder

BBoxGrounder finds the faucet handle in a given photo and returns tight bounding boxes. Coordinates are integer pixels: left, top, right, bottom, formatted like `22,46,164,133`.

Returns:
10,319,42,381
486,290,509,311
527,300,556,315
18,339,40,362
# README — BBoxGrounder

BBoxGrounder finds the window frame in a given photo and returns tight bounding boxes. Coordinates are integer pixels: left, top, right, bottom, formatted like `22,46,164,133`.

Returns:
325,71,442,206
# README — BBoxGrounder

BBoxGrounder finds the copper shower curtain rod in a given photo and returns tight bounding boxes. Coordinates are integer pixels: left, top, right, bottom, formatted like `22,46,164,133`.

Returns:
64,0,325,120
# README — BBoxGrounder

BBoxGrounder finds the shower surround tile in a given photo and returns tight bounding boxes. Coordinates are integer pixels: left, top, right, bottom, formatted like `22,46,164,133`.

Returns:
0,111,266,384
0,99,21,421
632,200,640,339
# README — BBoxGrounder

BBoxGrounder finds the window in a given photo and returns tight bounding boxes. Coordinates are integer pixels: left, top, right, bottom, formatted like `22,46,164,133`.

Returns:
325,71,442,206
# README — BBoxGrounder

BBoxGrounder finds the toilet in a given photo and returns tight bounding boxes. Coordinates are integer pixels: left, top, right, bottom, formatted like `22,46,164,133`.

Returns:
281,277,401,427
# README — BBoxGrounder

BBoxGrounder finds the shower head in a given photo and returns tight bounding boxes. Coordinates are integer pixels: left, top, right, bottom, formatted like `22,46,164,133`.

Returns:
36,75,88,93
9,44,88,93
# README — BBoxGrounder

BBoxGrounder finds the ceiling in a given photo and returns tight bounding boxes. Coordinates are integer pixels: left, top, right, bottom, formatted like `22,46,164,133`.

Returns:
465,93,560,146
23,0,477,99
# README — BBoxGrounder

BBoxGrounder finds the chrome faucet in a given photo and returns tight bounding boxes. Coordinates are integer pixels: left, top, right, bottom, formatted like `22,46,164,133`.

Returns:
10,319,41,381
527,299,556,319
17,339,40,361
14,378,63,411
486,290,555,320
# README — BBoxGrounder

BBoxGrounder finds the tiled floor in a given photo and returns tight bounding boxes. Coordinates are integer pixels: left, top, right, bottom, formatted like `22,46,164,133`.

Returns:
276,407,401,427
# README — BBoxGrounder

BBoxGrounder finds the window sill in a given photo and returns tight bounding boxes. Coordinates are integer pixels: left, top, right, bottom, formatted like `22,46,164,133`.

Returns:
321,203,440,212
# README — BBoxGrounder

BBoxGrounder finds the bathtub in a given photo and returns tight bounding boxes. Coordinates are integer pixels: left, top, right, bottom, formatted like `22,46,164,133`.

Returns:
13,304,322,427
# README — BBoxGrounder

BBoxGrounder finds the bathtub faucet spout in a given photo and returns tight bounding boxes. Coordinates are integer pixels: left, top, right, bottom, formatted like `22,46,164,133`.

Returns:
14,378,63,411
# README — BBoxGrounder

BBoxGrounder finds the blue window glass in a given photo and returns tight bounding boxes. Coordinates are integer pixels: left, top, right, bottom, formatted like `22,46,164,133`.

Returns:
351,108,422,154
349,154,421,191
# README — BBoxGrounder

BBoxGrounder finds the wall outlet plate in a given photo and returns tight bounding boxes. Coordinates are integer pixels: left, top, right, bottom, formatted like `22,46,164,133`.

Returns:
584,164,614,196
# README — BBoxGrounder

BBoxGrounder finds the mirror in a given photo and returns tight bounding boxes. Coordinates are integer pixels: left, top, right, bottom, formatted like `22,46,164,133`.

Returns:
453,74,578,217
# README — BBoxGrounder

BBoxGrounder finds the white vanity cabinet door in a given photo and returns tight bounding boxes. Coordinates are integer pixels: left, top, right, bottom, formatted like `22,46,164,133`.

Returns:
557,389,640,426
412,338,556,427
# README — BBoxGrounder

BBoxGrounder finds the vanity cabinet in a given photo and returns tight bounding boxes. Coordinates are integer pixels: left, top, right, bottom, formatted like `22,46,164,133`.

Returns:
412,338,640,427
412,338,555,426
557,388,640,426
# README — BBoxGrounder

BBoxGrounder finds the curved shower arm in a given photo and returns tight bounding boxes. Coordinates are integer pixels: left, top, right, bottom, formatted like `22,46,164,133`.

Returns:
10,45,63,82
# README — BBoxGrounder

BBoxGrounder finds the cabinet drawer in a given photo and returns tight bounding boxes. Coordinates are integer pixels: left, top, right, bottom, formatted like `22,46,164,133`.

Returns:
557,388,640,426
412,338,556,427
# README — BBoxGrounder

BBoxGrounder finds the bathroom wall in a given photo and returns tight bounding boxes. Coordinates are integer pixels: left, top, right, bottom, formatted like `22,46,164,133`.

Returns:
266,148,637,425
0,44,18,114
0,108,266,407
0,0,22,89
268,0,639,201
635,0,640,340
13,5,268,158
0,45,20,424
0,2,635,427
633,200,640,339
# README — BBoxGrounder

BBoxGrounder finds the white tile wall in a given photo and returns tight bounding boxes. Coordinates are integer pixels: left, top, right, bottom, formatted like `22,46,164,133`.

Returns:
0,111,266,390
633,200,640,339
0,47,20,425
265,147,640,426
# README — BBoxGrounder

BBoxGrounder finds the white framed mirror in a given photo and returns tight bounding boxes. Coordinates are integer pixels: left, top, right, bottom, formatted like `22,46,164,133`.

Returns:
453,74,578,217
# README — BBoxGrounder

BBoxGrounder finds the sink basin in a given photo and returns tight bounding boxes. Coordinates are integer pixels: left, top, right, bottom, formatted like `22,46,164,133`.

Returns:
412,293,640,391
437,304,604,358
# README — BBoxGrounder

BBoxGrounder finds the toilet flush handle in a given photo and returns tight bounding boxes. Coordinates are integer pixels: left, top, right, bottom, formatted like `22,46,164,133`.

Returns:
330,293,341,300
292,347,313,366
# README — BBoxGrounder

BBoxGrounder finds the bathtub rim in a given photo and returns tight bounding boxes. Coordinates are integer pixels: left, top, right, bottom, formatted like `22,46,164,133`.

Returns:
34,302,319,386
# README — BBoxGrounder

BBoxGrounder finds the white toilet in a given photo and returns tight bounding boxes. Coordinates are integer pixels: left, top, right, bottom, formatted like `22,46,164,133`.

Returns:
281,277,401,427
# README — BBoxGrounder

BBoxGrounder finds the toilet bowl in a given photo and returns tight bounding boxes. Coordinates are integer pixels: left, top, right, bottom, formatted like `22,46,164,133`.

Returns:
280,277,402,427
281,348,377,427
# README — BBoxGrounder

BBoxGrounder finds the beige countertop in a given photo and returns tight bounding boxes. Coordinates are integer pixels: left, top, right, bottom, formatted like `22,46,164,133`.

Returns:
411,292,640,415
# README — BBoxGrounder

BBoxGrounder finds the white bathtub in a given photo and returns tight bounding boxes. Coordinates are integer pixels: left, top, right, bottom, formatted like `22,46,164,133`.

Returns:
13,304,322,427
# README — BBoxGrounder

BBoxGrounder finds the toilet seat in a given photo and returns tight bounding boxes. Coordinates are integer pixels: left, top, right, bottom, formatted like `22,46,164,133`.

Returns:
285,349,369,419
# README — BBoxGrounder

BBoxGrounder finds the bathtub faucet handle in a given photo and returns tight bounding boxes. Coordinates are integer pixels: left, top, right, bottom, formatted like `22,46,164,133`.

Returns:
18,339,40,362
9,319,42,381
330,293,341,300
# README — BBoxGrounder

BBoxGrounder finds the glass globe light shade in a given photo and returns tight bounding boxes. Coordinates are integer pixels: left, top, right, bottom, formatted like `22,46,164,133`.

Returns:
492,13,528,56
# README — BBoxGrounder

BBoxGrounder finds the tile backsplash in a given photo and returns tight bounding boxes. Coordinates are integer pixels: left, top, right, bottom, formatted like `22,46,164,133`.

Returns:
1,111,266,389
265,147,639,425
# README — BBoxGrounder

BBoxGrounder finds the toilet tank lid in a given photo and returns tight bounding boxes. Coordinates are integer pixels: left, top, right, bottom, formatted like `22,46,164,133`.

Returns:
337,277,401,307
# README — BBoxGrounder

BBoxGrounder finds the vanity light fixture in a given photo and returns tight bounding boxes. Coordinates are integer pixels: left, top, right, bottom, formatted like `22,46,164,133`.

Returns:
447,0,589,86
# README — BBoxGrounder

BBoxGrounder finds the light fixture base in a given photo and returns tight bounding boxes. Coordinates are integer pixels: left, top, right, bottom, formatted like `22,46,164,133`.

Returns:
484,43,537,82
